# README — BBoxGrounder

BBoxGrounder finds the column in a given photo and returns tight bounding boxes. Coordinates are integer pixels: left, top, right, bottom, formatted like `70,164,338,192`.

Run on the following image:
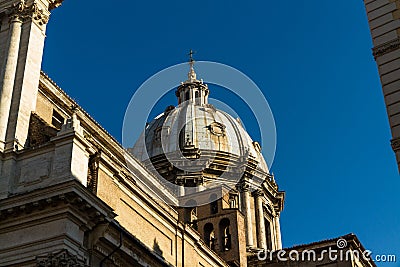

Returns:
274,212,282,250
177,181,185,197
254,190,267,249
0,9,23,149
242,187,254,247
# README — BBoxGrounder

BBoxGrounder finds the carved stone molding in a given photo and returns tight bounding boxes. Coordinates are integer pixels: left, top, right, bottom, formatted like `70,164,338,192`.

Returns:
236,181,249,192
373,37,400,59
36,249,87,267
391,137,400,152
49,0,64,10
87,153,100,193
252,141,262,153
6,1,50,25
93,244,123,267
252,189,264,198
30,2,49,25
6,0,25,22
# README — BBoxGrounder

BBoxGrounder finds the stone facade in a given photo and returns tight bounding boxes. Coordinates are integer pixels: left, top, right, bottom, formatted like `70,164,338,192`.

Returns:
1,69,232,266
0,1,376,266
364,0,400,170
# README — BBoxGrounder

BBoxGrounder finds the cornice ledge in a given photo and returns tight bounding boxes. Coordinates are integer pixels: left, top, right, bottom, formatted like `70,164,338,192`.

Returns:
0,180,116,222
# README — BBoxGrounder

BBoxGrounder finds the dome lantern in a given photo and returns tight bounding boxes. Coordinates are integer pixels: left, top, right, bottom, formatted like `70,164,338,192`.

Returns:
175,50,209,105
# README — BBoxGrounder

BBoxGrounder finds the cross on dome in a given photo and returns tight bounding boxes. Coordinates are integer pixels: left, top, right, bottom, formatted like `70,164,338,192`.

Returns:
187,49,198,83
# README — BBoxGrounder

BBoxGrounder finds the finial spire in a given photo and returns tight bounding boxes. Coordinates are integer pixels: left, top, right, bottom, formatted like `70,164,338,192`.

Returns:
189,49,195,64
187,49,197,82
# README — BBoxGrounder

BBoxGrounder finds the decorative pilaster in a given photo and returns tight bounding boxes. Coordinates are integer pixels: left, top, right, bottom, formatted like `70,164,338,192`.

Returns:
274,212,282,249
0,0,61,152
0,0,63,199
241,185,254,247
254,190,267,249
177,180,185,197
0,2,24,150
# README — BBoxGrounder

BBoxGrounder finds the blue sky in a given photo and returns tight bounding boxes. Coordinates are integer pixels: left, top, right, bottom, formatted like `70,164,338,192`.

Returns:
42,1,399,265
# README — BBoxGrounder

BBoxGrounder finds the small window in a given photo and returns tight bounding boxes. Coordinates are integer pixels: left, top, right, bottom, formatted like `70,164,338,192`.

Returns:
195,91,200,105
52,109,64,129
229,194,237,209
185,91,190,101
154,128,161,142
210,194,218,214
154,127,168,144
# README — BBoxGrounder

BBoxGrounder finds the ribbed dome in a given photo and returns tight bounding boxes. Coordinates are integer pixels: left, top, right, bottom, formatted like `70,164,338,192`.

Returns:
130,62,270,188
131,102,269,174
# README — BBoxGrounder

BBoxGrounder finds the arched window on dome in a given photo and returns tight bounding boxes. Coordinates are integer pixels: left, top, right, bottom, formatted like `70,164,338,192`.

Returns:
195,90,200,105
204,223,216,251
185,91,190,102
219,218,231,251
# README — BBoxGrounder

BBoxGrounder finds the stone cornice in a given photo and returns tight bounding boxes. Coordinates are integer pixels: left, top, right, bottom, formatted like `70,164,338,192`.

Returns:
0,180,116,224
38,72,180,221
38,73,125,163
39,73,157,181
96,221,175,267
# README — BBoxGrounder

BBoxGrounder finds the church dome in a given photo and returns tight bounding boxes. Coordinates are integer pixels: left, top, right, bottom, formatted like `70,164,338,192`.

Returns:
130,59,270,187
132,103,269,173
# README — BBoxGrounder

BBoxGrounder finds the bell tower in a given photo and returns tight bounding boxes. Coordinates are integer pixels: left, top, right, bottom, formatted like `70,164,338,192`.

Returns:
0,0,63,152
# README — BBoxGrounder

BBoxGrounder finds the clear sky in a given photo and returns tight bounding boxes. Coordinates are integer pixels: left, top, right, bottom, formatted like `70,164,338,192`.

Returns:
42,1,399,265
